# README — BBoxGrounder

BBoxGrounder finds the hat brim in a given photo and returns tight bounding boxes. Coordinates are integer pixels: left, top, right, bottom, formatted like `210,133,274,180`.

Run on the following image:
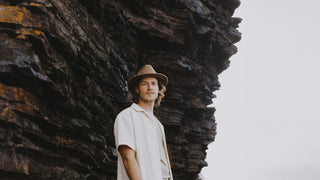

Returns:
128,73,168,92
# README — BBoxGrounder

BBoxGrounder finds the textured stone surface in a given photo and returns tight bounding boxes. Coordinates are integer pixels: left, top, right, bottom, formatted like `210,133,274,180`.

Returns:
0,0,241,179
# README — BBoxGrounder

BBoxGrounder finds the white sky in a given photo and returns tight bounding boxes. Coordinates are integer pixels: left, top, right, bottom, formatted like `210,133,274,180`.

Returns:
202,0,320,179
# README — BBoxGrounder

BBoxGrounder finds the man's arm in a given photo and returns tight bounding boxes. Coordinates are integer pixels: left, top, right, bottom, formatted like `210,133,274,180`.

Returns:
118,145,143,180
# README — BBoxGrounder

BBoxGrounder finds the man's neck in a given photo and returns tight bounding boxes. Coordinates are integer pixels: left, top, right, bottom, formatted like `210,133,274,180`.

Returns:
137,101,154,114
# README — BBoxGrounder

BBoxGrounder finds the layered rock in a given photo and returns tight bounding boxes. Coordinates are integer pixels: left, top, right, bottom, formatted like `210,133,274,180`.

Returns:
0,0,241,179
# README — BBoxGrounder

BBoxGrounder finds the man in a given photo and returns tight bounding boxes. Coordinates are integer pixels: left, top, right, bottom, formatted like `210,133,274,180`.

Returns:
114,64,173,180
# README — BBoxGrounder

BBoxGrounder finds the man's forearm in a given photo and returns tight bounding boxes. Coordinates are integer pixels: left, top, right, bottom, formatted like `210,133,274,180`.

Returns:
123,156,143,180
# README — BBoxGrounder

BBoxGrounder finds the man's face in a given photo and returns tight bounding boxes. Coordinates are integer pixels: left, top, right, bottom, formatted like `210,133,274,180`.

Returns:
136,77,159,103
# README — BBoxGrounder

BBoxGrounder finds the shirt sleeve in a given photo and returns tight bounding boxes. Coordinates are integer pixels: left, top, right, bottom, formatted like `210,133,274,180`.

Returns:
114,111,136,152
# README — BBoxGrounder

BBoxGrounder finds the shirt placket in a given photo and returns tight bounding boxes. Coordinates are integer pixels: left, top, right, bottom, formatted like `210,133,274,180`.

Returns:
144,112,171,178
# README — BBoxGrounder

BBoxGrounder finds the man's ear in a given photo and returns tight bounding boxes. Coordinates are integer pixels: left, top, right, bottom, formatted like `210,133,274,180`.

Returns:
135,86,139,94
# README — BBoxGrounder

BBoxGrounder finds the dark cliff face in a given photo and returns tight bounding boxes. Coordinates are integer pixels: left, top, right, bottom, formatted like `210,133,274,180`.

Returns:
0,0,241,179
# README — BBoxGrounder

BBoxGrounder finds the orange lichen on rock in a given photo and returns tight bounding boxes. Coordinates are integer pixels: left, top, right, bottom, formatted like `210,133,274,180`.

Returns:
15,162,29,175
22,163,29,175
56,136,74,146
33,30,42,35
13,86,25,101
0,158,29,175
0,83,38,118
16,34,27,39
0,5,28,25
0,83,5,96
16,28,44,39
29,3,42,8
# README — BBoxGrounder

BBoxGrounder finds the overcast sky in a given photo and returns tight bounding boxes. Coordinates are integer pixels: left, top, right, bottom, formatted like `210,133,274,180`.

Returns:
202,0,320,179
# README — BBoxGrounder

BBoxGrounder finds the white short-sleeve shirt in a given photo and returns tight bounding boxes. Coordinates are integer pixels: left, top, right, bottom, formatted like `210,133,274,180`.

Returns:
114,103,173,180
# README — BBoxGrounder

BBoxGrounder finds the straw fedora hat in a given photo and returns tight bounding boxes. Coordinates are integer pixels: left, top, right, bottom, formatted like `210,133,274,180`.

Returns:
128,64,168,91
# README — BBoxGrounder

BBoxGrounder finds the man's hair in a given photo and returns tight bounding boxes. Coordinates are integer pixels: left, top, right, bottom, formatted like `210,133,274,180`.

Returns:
129,78,166,107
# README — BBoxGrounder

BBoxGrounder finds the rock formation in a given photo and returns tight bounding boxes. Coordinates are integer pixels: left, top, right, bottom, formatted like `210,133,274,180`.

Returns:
0,0,241,179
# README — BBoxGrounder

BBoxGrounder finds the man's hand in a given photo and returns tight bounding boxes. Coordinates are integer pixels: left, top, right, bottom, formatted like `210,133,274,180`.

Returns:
118,145,143,180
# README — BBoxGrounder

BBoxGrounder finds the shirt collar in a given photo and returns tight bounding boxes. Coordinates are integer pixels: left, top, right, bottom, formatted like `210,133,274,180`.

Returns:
131,103,145,112
131,103,155,119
